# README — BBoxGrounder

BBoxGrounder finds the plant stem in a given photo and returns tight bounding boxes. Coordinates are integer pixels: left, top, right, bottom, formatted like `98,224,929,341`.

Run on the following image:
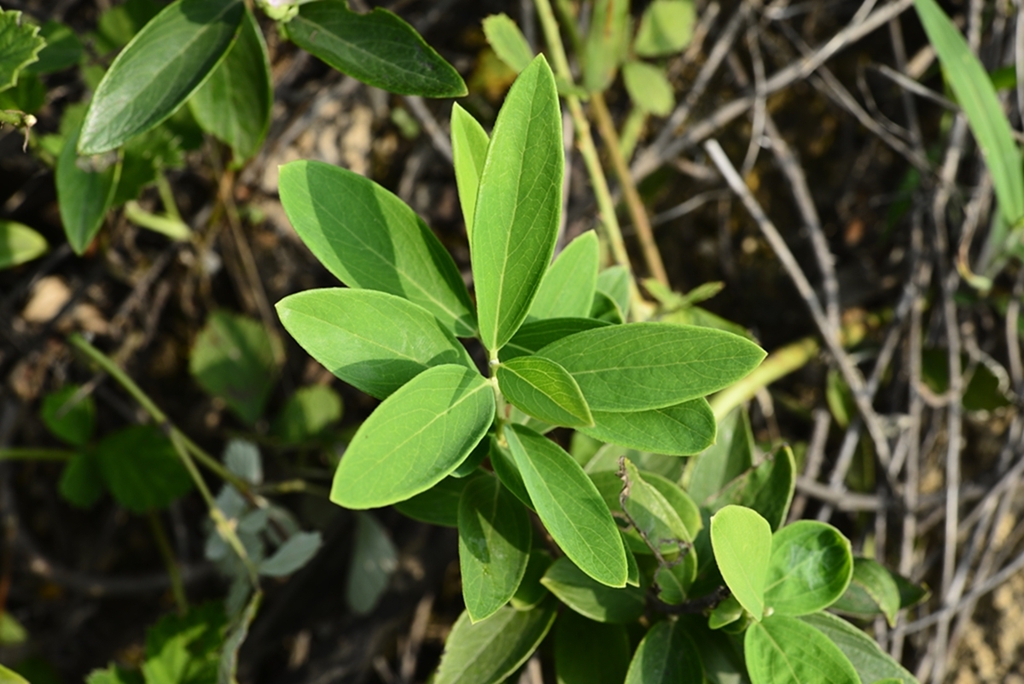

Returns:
708,336,820,420
533,0,647,317
0,448,77,461
147,511,188,614
590,92,669,286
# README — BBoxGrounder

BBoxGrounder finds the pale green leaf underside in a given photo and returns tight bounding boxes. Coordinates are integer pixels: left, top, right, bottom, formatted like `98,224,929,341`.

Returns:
279,161,476,336
528,231,600,321
450,103,489,239
764,521,853,616
537,322,766,411
286,3,466,98
472,55,564,352
331,364,494,509
189,8,271,164
505,425,627,587
497,356,593,427
711,505,772,620
745,615,860,684
79,0,244,155
624,619,704,684
276,288,474,399
800,612,918,684
482,13,534,74
0,220,47,270
458,475,532,622
434,604,556,684
0,9,45,92
540,557,644,623
581,397,716,455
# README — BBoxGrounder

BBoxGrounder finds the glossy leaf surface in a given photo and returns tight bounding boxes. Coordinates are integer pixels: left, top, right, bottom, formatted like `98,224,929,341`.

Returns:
505,425,627,587
277,288,473,399
79,0,244,155
537,322,766,411
711,505,771,620
286,3,466,98
764,521,853,616
624,619,704,684
434,603,556,684
582,398,716,455
540,557,644,623
554,612,630,684
498,356,593,427
279,161,476,336
472,55,563,352
528,232,600,321
189,8,271,163
800,612,917,684
458,475,532,622
57,124,120,254
450,103,489,238
331,365,494,509
745,615,859,684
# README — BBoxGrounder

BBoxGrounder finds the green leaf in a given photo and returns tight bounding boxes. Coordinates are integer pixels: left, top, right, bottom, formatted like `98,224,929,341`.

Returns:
711,505,771,620
687,617,750,684
279,161,476,337
596,265,631,320
459,474,532,622
582,398,716,455
96,425,193,513
498,356,593,427
555,611,631,684
451,103,489,239
85,665,141,684
914,0,1024,228
540,557,645,623
143,604,225,684
529,232,601,321
331,365,494,509
489,436,534,510
892,570,930,610
271,385,342,444
688,406,754,504
764,521,853,616
434,603,556,684
347,512,398,614
190,310,280,425
620,459,691,554
831,557,903,627
591,291,625,324
483,13,534,74
111,124,186,206
643,471,702,539
634,0,696,57
623,61,674,116
59,450,105,509
189,8,271,164
0,70,43,113
582,0,630,92
452,438,490,477
654,550,697,604
745,615,859,684
259,531,322,577
79,0,245,155
708,594,744,630
94,0,163,53
286,2,466,98
0,612,26,645
57,122,121,255
40,385,95,447
0,9,44,92
624,619,705,684
707,445,796,531
277,288,474,399
505,424,628,586
26,21,82,74
472,55,564,352
501,317,610,361
0,665,29,684
394,475,477,527
537,323,766,411
800,612,918,684
511,548,553,610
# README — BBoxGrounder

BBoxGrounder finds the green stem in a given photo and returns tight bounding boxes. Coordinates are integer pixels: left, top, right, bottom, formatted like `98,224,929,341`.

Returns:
0,448,77,462
0,110,36,129
147,511,188,614
124,201,190,241
708,337,820,420
533,0,646,318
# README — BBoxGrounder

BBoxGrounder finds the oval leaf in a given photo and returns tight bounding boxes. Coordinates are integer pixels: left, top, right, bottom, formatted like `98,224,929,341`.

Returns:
582,398,716,455
634,0,696,57
451,103,489,238
498,356,593,427
57,123,121,254
459,475,532,622
41,385,95,447
799,611,918,684
620,459,691,554
279,160,476,336
259,531,322,577
528,231,600,321
434,603,556,684
830,557,902,627
540,557,645,623
711,505,771,620
78,0,245,155
277,288,474,399
96,425,193,513
346,512,398,614
555,611,631,684
708,444,796,531
505,424,628,587
764,521,853,616
472,55,564,352
624,619,704,684
331,365,494,509
188,8,271,164
0,220,47,270
623,60,675,116
286,3,466,98
537,322,766,412
745,615,859,684
482,13,534,74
